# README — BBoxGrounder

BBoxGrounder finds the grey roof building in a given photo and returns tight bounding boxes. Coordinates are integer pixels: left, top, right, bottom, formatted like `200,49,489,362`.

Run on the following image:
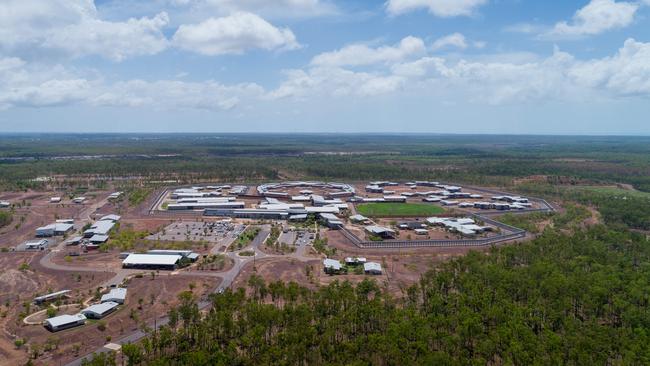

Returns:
44,313,86,332
82,302,119,319
101,288,127,304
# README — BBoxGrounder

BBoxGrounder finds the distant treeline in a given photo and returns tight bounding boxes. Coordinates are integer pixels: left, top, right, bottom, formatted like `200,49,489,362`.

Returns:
2,134,650,192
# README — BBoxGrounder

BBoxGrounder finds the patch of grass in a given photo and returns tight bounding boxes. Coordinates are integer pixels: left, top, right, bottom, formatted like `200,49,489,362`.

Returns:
127,188,152,206
356,202,445,217
232,227,260,251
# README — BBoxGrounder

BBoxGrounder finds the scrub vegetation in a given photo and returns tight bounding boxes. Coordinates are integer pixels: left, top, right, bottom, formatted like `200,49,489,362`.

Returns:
83,224,650,365
0,211,12,229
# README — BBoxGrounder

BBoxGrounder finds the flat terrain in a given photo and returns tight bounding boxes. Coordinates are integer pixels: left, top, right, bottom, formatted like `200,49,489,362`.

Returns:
11,275,216,366
356,202,445,217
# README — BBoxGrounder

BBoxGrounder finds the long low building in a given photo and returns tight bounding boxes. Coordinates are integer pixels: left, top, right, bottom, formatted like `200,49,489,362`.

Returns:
122,254,182,270
36,223,74,237
34,290,71,304
167,201,245,210
82,302,119,319
44,313,86,332
84,219,116,238
204,209,290,220
320,213,343,228
426,217,491,236
365,225,396,239
147,249,199,261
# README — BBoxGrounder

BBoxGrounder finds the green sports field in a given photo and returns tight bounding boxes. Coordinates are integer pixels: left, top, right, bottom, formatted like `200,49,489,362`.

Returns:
356,202,445,217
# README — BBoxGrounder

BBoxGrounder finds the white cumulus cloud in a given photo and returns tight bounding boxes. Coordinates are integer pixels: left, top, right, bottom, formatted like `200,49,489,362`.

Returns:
431,33,468,51
545,0,639,38
311,36,425,67
172,12,299,56
0,0,170,61
194,0,336,18
386,0,488,17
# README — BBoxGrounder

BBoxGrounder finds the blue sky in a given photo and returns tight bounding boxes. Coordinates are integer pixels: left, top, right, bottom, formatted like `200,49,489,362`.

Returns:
0,0,649,134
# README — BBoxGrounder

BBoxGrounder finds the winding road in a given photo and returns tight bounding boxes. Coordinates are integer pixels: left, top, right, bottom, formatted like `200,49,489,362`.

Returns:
64,224,319,366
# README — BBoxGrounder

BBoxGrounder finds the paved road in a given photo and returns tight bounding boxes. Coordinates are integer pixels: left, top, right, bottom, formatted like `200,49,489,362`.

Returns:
64,225,289,366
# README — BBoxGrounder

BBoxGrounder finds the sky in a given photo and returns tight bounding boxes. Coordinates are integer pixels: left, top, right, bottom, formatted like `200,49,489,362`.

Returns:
0,0,649,134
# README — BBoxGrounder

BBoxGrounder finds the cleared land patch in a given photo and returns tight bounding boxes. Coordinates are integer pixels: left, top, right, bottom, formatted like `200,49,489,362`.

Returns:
356,202,445,217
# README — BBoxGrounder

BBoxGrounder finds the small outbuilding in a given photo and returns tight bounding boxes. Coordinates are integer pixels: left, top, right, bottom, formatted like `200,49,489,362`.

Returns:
101,288,127,304
24,239,49,250
364,262,383,275
323,258,343,274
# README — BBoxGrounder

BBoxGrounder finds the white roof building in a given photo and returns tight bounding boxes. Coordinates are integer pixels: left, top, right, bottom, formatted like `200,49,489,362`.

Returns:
365,225,396,237
305,206,339,214
383,195,407,202
108,192,122,199
122,254,182,269
99,214,121,222
24,239,49,250
323,258,342,272
291,195,312,202
44,313,86,331
364,262,382,275
345,257,367,264
349,214,369,223
89,234,109,243
82,302,119,319
34,290,71,304
101,288,127,304
84,220,115,237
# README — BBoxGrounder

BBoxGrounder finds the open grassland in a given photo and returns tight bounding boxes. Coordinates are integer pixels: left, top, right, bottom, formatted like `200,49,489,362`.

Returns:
357,202,445,217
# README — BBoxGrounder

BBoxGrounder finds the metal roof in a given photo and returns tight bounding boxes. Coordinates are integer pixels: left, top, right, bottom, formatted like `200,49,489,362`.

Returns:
45,313,86,328
101,288,127,303
365,225,395,235
89,234,109,243
364,262,382,272
349,214,368,221
323,258,342,270
123,254,182,266
34,290,70,302
147,249,194,257
83,301,119,316
99,214,121,222
86,220,115,235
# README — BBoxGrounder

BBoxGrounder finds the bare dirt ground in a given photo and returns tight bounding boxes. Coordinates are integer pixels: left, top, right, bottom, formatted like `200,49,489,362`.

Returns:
231,245,467,300
232,257,323,292
118,217,174,234
0,252,112,365
0,189,117,250
12,275,216,366
51,250,122,271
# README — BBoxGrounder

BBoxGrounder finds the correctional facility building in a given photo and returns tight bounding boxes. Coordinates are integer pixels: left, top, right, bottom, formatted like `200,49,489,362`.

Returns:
44,314,86,332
